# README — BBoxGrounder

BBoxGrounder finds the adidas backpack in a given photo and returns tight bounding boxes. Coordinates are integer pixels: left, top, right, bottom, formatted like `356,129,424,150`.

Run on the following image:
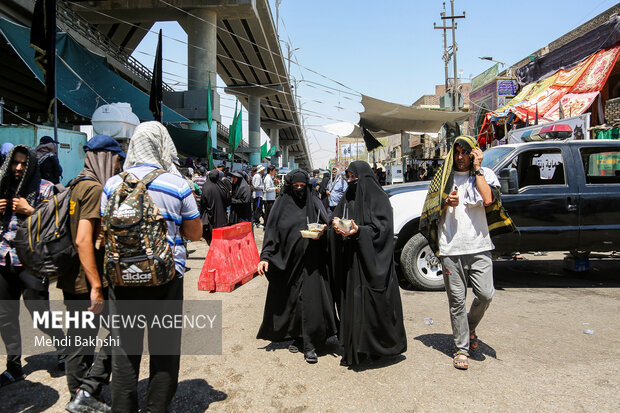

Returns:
14,176,94,279
101,169,175,287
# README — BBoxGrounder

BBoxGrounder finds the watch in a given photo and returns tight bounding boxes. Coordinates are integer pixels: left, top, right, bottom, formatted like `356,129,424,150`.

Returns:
474,169,484,176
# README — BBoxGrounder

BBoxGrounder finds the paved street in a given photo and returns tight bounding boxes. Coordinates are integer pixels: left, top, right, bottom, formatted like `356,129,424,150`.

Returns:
1,232,619,412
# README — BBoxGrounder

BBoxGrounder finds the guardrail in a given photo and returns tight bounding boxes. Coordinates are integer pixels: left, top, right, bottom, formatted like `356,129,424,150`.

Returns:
57,1,173,92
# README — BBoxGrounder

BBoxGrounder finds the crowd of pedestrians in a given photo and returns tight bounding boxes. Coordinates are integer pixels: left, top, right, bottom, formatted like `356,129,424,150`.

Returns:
0,125,510,411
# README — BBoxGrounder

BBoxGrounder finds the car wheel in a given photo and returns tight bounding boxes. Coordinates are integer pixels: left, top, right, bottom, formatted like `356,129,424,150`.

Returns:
399,233,445,291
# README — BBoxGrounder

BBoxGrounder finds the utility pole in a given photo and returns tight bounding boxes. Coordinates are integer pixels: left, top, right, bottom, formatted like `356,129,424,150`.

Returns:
433,3,450,96
435,1,465,111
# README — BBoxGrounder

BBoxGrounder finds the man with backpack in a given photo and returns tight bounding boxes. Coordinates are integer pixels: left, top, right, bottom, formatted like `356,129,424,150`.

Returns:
60,135,125,413
0,145,66,388
100,122,201,413
35,135,63,185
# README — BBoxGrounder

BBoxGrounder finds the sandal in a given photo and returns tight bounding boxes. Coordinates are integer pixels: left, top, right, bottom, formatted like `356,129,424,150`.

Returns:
470,330,479,352
0,370,25,388
453,352,469,370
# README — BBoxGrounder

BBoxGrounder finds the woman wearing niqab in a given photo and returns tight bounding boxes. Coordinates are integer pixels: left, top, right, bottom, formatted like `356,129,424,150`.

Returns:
200,170,231,244
331,161,407,366
256,170,337,364
229,171,252,224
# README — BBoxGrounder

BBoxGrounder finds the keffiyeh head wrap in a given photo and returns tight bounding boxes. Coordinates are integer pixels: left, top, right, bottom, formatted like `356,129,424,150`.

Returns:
419,135,514,253
124,121,180,175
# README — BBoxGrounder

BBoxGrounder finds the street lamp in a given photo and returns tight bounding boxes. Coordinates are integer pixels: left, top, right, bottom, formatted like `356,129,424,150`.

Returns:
479,56,505,67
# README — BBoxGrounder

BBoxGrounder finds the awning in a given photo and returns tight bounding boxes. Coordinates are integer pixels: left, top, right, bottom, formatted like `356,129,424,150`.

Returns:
480,44,620,145
0,17,188,123
345,94,470,138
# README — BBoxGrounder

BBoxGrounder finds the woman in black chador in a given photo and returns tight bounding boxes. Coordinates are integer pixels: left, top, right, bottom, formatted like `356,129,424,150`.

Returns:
256,169,337,364
331,161,407,366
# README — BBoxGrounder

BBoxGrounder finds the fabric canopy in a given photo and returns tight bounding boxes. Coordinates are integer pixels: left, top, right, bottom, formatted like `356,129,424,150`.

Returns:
0,17,188,123
516,14,620,86
480,44,620,145
345,94,470,138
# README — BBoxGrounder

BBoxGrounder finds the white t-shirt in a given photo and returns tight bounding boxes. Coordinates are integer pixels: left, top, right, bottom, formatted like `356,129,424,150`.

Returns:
438,167,498,257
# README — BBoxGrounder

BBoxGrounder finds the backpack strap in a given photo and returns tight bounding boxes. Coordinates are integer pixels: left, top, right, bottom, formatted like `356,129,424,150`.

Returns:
67,175,96,188
140,168,166,187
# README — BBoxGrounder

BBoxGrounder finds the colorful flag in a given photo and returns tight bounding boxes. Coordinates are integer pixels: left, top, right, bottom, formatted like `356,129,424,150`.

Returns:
149,29,163,122
30,0,56,122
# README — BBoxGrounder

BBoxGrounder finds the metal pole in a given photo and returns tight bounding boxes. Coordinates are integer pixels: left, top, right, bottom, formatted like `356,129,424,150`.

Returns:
450,0,458,112
0,97,4,125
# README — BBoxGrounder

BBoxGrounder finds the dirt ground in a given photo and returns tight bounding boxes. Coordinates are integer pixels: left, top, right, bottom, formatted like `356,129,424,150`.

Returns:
1,229,619,412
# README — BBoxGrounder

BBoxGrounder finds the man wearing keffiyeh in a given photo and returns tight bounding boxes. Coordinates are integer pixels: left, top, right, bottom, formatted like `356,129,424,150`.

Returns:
420,136,514,371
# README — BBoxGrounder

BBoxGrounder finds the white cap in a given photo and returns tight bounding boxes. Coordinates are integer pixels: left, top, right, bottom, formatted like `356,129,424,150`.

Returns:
257,165,266,173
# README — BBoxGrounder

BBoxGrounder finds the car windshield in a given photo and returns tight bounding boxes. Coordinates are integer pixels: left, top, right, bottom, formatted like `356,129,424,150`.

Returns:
481,146,514,170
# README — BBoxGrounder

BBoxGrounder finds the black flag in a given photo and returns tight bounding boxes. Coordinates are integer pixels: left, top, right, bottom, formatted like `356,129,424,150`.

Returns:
30,0,56,123
361,126,382,151
149,29,163,122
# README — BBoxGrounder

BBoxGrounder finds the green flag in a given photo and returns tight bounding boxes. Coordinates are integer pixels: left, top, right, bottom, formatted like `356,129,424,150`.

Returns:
228,101,238,154
267,145,277,157
234,105,242,150
260,141,268,161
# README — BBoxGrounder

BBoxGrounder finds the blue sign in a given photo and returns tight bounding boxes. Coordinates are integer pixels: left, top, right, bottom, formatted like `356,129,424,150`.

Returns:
498,80,518,96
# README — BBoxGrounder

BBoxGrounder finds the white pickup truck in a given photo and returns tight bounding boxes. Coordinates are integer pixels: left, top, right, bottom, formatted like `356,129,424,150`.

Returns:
387,140,620,291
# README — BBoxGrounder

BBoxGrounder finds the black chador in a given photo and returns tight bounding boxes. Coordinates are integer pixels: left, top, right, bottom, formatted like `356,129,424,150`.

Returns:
257,170,337,363
330,161,407,366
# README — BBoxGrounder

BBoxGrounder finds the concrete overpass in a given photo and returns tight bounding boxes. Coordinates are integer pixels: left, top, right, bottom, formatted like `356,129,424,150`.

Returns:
0,0,311,169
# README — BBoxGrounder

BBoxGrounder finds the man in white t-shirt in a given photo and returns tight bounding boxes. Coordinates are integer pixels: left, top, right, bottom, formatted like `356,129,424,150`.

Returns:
439,143,498,370
252,165,265,227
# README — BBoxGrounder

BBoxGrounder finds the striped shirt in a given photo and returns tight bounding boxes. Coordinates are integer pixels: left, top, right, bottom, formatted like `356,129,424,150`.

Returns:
101,165,200,275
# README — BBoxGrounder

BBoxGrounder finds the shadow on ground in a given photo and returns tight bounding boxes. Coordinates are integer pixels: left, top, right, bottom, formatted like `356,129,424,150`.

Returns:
414,333,498,361
136,378,227,412
0,380,59,413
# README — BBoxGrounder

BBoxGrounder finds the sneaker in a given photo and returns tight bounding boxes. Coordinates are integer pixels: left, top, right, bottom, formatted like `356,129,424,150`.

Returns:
65,389,111,413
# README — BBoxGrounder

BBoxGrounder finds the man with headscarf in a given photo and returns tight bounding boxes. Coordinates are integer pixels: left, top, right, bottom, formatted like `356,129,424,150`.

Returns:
419,136,514,370
229,171,252,225
257,169,337,364
35,135,63,184
0,145,66,387
100,121,202,412
330,161,407,367
200,169,231,244
58,135,123,413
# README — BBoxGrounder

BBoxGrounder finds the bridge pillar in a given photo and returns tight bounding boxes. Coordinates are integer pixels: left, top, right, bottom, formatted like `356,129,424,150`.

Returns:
281,144,289,168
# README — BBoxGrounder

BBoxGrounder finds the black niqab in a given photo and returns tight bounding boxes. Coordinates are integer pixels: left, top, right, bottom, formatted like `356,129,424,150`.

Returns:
257,169,336,352
229,172,252,224
331,160,407,365
201,170,231,239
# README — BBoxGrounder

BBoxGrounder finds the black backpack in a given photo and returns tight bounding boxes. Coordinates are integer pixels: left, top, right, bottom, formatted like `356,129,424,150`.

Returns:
14,176,94,279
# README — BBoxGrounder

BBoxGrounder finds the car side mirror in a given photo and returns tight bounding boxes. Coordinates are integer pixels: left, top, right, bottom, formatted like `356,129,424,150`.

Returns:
499,168,518,194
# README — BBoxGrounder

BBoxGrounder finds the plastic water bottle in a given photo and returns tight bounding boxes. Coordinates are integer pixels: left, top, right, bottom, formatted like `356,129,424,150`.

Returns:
424,317,433,326
583,329,594,335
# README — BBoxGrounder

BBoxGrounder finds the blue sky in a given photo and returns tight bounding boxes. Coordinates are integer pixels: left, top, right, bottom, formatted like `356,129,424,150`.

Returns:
132,0,618,168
